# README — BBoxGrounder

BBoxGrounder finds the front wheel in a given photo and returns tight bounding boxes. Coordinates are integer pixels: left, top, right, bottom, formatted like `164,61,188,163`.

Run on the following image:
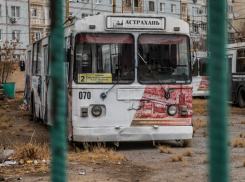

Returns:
238,87,245,108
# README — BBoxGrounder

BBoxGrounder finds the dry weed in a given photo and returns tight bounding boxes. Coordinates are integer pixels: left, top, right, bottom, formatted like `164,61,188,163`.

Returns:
167,147,173,154
22,123,30,127
233,138,245,147
28,129,33,132
240,133,243,137
203,131,208,137
177,153,183,161
229,121,234,126
193,117,207,131
241,120,245,124
6,108,11,112
193,128,196,133
0,123,8,129
183,140,192,147
0,110,4,116
243,159,245,167
171,155,178,162
8,121,13,127
183,157,188,166
1,115,11,122
157,145,165,153
203,156,208,163
186,149,193,157
68,143,126,164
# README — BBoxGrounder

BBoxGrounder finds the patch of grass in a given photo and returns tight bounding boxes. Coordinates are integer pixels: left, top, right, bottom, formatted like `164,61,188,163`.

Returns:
240,133,243,137
243,159,245,167
192,99,208,115
171,155,178,162
193,117,207,132
183,140,192,147
1,115,11,122
241,120,245,124
68,143,126,164
167,147,173,154
157,145,165,153
203,131,208,137
19,127,24,131
15,132,20,136
0,123,8,129
186,149,193,157
193,128,196,133
28,129,33,132
229,121,234,126
0,110,4,116
177,153,183,161
6,108,11,112
183,157,188,166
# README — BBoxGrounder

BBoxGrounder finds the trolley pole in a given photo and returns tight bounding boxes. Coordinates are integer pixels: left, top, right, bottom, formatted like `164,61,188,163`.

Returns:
66,0,69,25
208,0,228,181
113,0,116,13
50,0,67,181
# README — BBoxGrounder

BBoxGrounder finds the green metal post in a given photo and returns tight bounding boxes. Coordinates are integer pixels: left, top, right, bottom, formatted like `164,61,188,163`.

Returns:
50,0,67,182
208,0,228,182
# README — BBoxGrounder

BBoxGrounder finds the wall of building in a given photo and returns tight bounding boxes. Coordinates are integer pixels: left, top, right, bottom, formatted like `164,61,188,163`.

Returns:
233,0,245,41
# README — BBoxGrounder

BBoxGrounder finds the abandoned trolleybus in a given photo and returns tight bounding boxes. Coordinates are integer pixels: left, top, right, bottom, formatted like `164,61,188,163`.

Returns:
24,14,193,142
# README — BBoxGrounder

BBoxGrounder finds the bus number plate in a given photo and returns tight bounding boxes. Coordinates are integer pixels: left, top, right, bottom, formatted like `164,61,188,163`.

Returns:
79,92,91,99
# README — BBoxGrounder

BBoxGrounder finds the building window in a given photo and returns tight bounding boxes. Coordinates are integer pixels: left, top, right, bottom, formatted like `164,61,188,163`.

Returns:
202,6,207,15
134,0,138,7
11,6,20,17
228,5,234,13
16,55,20,61
160,3,165,12
81,0,89,2
171,4,176,13
192,24,198,33
126,0,131,6
0,5,2,17
35,32,41,40
110,0,113,5
69,12,73,17
31,9,37,17
149,1,154,11
12,30,20,41
0,29,2,41
95,0,102,4
202,23,207,31
182,6,186,13
192,7,199,16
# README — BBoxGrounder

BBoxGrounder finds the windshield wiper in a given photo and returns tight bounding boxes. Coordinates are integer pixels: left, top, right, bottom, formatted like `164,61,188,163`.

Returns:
138,53,171,100
100,66,135,100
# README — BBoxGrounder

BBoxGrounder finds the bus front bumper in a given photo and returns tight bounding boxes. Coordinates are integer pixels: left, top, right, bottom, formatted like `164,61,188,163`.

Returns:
72,126,193,142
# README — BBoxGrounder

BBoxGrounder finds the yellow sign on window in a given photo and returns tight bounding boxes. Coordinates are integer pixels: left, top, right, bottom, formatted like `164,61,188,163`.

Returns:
78,74,112,83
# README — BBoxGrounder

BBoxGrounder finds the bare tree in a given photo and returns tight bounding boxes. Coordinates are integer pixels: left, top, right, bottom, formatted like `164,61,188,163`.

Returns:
0,40,23,83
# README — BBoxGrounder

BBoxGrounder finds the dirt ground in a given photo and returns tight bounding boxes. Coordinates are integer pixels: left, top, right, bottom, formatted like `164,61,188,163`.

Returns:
1,95,245,182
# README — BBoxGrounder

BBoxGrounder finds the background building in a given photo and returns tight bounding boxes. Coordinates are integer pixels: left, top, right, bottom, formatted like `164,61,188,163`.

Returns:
0,0,29,91
233,0,245,42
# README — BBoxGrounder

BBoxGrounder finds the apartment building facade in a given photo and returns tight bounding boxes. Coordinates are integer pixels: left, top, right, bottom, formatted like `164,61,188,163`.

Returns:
233,0,245,42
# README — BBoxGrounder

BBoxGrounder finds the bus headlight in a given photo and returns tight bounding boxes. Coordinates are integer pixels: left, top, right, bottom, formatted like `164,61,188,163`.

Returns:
91,106,102,117
168,105,177,116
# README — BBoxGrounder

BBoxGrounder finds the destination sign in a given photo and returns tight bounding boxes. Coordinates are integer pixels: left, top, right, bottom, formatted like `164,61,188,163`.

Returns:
106,16,165,30
78,73,112,83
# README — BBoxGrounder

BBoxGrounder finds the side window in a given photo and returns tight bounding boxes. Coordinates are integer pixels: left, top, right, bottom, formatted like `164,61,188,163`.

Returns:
32,43,37,74
192,59,198,76
27,51,31,75
228,58,232,73
37,43,42,75
237,49,245,72
44,46,48,75
199,59,207,76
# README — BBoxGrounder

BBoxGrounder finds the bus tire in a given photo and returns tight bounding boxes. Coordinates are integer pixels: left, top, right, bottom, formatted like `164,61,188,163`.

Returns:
238,87,245,108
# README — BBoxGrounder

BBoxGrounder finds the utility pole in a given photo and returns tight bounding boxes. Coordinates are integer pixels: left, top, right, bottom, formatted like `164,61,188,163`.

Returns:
244,23,245,38
113,0,116,13
131,0,134,13
66,0,69,25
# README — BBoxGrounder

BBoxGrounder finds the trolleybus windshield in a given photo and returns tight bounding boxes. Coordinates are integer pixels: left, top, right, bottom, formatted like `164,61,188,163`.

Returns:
74,33,134,84
138,34,191,84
